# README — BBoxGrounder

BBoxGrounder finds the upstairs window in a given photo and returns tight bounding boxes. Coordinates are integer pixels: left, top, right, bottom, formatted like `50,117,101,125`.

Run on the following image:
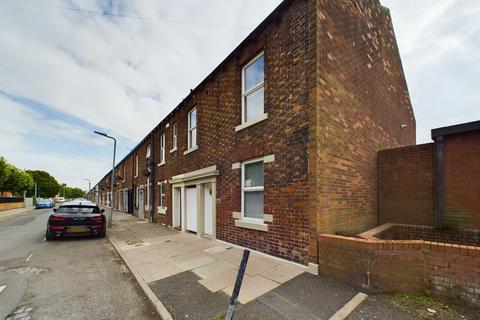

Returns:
160,133,165,163
188,108,197,150
134,154,139,177
242,53,264,123
172,123,177,150
242,159,264,221
146,144,151,158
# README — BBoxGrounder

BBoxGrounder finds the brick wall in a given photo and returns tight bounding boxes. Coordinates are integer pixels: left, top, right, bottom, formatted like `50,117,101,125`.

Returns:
0,201,24,212
94,0,416,265
375,224,480,247
319,234,480,307
378,130,480,230
312,0,416,239
378,144,435,226
97,0,316,264
444,131,480,229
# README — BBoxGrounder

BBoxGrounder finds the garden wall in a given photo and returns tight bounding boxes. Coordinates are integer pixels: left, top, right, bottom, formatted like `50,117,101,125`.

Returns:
318,234,480,307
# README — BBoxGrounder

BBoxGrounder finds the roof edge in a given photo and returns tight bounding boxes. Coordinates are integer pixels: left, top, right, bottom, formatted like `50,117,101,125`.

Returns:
431,120,480,139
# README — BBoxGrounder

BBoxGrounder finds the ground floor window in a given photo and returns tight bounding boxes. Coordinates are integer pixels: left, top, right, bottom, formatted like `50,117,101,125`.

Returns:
159,182,166,208
242,158,264,221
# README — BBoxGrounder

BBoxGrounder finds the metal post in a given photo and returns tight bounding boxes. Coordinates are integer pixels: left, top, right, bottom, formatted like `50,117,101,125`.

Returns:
109,139,116,227
83,179,91,199
34,182,37,198
225,249,250,320
94,131,117,228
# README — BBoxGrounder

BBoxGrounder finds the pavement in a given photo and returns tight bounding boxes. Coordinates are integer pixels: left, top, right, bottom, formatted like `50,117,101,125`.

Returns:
107,211,417,320
0,207,160,320
0,207,35,222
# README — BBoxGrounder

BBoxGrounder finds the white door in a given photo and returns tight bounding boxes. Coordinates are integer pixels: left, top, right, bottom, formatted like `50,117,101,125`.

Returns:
204,185,213,235
186,187,197,232
139,189,145,220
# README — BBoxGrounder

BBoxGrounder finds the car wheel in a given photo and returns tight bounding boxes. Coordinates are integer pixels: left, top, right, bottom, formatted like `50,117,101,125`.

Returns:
98,232,106,238
45,230,55,241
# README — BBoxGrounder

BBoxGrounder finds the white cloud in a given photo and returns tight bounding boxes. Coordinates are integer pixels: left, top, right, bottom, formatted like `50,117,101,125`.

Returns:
382,0,480,142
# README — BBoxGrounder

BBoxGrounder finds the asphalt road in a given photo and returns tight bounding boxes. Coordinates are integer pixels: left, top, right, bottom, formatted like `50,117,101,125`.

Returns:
0,208,159,320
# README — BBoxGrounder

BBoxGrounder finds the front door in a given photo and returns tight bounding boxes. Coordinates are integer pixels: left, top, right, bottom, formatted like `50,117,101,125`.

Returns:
186,187,197,232
138,189,145,220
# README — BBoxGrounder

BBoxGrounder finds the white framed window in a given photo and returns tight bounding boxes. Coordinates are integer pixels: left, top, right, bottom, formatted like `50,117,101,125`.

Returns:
172,123,177,150
242,53,264,123
187,108,197,150
159,133,166,163
159,182,166,208
135,154,139,177
241,158,264,222
146,144,151,158
122,165,125,182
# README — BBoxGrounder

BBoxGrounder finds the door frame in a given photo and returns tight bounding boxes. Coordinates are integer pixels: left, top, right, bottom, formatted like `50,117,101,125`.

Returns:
170,166,218,239
138,187,145,220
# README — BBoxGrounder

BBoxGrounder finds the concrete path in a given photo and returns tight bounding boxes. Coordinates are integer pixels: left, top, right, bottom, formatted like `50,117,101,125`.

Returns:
0,207,35,222
107,212,305,303
107,211,417,320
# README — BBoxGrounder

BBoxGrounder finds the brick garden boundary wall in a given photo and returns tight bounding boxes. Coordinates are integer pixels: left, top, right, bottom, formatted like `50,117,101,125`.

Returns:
372,223,480,247
0,197,24,211
378,128,480,230
318,234,480,307
377,143,435,226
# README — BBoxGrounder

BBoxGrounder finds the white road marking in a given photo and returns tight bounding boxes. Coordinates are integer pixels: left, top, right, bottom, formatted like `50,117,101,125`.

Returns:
328,292,368,320
26,253,33,262
0,285,6,294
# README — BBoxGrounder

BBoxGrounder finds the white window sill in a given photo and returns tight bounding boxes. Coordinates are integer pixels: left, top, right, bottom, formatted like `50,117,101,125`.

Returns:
183,146,198,155
234,220,268,232
235,113,268,132
157,207,167,214
157,161,166,167
170,148,177,154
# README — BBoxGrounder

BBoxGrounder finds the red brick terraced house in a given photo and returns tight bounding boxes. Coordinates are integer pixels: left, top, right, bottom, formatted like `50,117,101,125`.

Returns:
92,0,415,270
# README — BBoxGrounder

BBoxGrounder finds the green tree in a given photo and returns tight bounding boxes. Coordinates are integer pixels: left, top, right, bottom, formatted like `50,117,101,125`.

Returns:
3,166,34,196
0,157,11,192
26,170,60,197
65,187,85,198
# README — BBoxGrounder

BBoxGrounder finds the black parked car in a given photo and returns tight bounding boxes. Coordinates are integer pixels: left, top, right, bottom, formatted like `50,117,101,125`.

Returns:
46,202,106,240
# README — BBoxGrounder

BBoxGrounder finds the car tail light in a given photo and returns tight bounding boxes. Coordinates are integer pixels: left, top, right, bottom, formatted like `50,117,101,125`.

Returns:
50,215,65,221
91,216,103,222
50,226,65,230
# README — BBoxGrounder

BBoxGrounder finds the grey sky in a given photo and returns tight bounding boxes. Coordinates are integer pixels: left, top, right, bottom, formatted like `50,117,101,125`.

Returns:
0,0,478,188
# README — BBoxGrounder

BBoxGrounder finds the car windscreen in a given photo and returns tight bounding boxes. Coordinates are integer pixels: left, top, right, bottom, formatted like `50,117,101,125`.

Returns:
57,206,100,214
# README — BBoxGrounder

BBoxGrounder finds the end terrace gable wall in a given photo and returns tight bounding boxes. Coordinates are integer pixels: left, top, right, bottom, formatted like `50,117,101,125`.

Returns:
313,0,416,237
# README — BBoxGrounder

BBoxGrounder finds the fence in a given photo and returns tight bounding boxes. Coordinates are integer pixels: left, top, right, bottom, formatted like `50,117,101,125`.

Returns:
0,197,25,211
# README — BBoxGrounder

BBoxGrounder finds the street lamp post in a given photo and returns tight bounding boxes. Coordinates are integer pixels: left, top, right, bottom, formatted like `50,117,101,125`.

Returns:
94,131,116,228
83,178,91,199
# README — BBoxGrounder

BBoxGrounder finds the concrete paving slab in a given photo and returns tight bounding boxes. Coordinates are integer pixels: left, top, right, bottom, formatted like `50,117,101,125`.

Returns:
192,261,236,279
223,275,279,304
199,268,245,293
260,263,305,284
177,255,216,271
244,255,280,277
203,245,230,254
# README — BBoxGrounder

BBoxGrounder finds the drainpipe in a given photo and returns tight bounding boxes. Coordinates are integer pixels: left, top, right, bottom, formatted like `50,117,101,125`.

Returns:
435,135,445,225
150,136,156,223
